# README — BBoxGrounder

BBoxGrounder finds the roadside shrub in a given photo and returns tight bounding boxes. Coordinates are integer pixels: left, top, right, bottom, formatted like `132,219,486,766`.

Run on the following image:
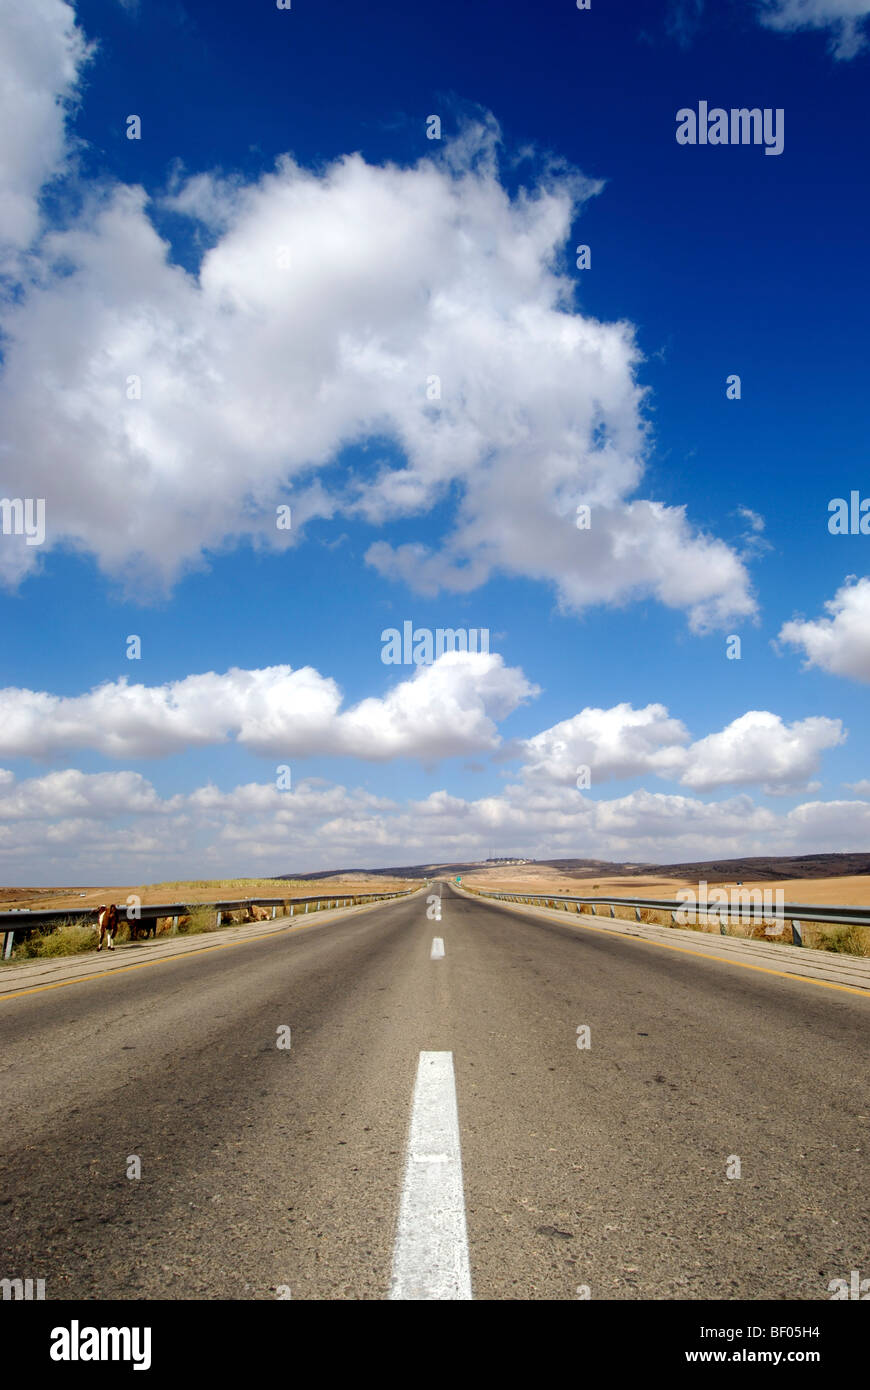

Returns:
14,919,95,958
813,924,869,957
638,907,666,926
176,907,215,935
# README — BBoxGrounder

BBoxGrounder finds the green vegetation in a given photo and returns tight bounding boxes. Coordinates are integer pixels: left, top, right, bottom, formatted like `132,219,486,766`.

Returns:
2,889,410,962
809,923,869,956
175,905,221,935
14,918,95,958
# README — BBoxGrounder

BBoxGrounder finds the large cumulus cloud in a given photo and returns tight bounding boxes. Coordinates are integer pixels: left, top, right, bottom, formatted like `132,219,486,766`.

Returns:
0,8,755,628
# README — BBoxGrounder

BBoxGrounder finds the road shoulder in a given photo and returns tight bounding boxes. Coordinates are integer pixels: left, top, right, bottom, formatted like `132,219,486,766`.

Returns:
454,888,870,995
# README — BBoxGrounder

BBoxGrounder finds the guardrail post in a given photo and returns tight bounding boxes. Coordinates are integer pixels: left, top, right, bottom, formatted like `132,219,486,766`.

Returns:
792,919,803,947
172,915,179,933
3,930,13,960
635,907,641,921
610,904,615,918
216,910,222,927
272,905,277,919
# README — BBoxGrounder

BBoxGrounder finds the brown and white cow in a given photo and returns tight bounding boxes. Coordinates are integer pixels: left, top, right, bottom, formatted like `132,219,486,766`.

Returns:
96,903,120,951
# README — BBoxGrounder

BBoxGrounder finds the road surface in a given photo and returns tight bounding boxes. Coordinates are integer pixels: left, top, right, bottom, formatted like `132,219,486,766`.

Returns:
1,882,867,1300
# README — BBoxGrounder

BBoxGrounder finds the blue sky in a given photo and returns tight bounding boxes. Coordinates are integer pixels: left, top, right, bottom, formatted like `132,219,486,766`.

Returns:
1,0,869,881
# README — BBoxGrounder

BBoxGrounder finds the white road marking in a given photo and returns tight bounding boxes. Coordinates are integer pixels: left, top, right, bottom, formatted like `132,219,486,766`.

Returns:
430,937,445,959
389,1050,472,1301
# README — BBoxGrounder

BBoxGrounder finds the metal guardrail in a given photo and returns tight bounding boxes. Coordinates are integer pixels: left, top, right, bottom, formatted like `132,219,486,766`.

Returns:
0,888,415,959
458,886,870,948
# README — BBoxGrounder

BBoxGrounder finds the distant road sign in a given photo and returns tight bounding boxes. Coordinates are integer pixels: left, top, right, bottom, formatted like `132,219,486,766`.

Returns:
455,876,461,883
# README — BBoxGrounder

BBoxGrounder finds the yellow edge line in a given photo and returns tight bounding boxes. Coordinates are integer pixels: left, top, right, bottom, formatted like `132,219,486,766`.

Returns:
0,908,372,1003
476,896,870,999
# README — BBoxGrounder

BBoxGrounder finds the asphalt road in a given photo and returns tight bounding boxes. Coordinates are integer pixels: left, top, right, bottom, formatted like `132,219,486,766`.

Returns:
1,882,867,1300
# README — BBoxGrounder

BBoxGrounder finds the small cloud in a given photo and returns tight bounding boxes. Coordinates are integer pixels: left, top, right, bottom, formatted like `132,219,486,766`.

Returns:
735,506,773,562
737,506,765,534
758,1,870,60
638,0,706,48
779,577,870,683
666,0,706,48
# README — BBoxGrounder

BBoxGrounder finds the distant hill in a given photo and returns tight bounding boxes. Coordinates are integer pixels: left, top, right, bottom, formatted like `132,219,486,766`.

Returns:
275,860,498,881
610,852,870,882
276,851,870,883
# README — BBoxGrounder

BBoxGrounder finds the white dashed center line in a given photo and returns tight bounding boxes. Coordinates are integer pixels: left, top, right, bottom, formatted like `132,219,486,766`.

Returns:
388,1050,472,1300
430,937,445,959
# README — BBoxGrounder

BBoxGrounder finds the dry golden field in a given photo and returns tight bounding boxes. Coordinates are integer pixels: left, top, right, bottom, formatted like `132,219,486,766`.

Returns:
0,874,419,913
458,866,870,955
459,865,870,906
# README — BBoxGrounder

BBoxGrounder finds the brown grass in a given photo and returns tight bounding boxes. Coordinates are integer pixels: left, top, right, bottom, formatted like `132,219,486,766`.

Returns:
12,918,96,959
464,882,870,957
2,886,415,962
461,866,870,907
0,876,420,913
177,905,221,935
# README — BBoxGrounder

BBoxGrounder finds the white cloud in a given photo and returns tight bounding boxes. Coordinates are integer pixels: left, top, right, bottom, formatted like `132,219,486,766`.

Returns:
0,59,756,627
676,711,844,792
2,763,868,882
778,577,870,682
737,507,765,534
0,768,406,878
758,0,870,58
0,652,538,762
735,506,772,562
336,651,537,761
844,778,870,794
0,0,91,265
780,795,870,840
517,703,844,792
368,496,754,633
0,767,171,820
0,667,841,797
519,703,690,784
